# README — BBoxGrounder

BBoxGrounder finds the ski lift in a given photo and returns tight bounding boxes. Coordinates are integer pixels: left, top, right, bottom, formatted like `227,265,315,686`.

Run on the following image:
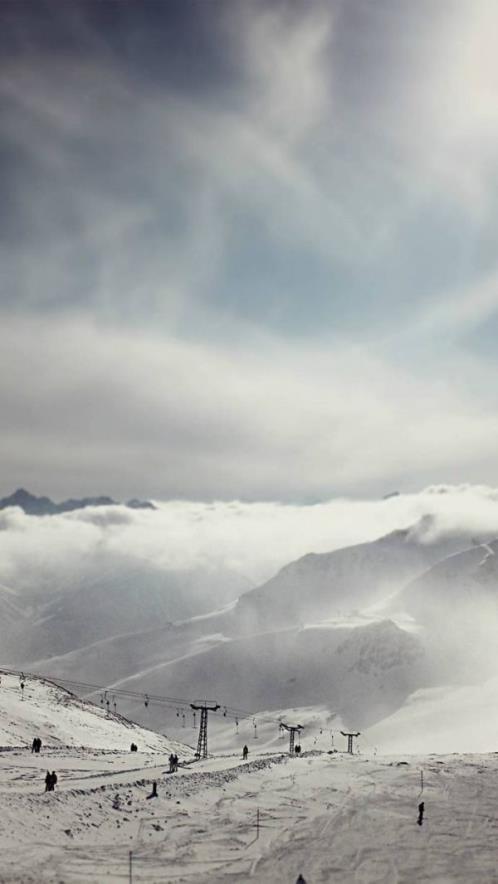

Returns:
144,694,149,708
223,706,227,717
253,718,258,739
182,712,186,727
192,711,196,728
235,717,239,734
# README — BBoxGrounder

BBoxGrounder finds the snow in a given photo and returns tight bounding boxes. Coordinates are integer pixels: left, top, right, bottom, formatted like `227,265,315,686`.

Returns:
2,671,498,881
0,672,189,754
2,733,498,881
365,676,498,754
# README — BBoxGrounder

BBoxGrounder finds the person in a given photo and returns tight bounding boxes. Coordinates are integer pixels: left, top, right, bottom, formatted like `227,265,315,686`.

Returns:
147,781,158,799
173,754,178,772
32,738,37,753
169,753,175,773
296,876,307,884
417,801,425,826
242,745,249,761
44,770,51,792
50,772,58,792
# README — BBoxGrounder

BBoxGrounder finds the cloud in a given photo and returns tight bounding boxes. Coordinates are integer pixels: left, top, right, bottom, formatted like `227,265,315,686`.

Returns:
2,485,498,594
3,313,498,501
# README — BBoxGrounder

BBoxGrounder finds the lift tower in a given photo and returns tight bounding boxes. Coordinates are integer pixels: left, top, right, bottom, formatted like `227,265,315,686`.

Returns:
191,701,220,758
280,722,303,755
341,730,360,754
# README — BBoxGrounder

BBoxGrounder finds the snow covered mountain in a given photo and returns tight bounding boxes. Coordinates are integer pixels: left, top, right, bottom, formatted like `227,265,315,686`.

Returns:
1,558,251,664
394,539,498,621
232,523,470,632
2,515,493,746
30,618,428,735
386,539,498,680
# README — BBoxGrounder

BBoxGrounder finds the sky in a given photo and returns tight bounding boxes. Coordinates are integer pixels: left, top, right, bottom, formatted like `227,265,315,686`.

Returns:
2,0,498,501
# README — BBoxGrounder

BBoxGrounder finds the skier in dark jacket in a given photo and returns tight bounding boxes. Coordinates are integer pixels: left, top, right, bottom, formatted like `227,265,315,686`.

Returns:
242,745,249,761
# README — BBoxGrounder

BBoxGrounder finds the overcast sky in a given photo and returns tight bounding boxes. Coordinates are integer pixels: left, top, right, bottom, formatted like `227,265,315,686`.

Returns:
2,0,498,501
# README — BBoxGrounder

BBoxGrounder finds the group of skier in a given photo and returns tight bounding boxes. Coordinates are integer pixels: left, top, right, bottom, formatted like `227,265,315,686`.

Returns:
169,753,179,772
31,737,42,753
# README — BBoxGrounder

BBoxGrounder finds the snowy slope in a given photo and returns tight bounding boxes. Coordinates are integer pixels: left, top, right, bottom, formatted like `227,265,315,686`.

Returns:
393,539,498,620
1,741,498,882
1,555,252,665
386,539,498,680
32,619,429,738
0,671,189,753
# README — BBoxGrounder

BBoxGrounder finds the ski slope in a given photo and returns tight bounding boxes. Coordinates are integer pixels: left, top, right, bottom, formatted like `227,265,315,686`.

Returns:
1,742,497,882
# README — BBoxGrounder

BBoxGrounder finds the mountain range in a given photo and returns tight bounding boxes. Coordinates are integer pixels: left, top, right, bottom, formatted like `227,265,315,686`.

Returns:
0,487,155,515
2,500,497,744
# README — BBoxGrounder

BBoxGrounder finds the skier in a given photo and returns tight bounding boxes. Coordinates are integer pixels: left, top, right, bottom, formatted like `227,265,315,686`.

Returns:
296,876,307,884
169,753,175,773
44,771,51,792
242,745,249,761
50,772,58,792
